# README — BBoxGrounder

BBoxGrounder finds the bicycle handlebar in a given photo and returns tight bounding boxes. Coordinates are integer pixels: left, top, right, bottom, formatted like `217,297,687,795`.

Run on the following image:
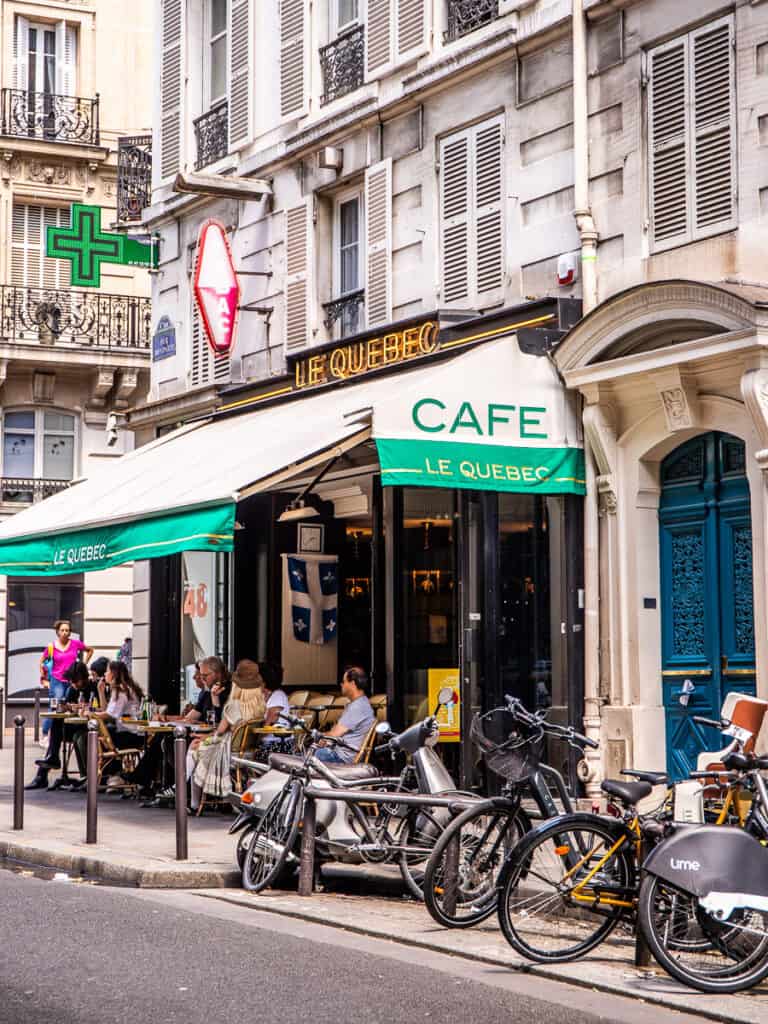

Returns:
502,696,598,749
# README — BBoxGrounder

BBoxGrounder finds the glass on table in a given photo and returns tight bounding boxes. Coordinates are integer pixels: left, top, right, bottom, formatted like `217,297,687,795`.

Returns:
206,710,216,727
49,697,59,712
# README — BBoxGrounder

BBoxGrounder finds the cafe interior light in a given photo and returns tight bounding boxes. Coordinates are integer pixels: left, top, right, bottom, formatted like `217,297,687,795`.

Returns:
277,500,320,523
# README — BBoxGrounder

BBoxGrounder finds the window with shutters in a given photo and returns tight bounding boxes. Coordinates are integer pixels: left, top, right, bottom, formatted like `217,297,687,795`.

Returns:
194,0,229,169
190,302,231,387
647,16,736,253
439,115,504,306
328,189,365,337
11,204,70,289
280,0,306,119
366,0,428,79
320,1,364,105
160,0,183,179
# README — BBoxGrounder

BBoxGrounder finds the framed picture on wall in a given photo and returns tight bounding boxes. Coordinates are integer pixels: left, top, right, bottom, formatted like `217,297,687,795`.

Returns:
298,523,325,553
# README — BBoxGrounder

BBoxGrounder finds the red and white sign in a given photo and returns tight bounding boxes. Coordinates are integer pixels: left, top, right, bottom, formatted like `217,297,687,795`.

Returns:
193,220,240,354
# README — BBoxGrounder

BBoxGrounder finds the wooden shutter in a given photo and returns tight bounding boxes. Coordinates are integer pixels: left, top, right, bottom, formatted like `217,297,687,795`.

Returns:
11,204,69,289
648,38,690,248
280,0,306,118
367,0,393,77
691,18,735,235
396,0,427,61
55,21,77,96
440,129,471,302
284,201,314,351
13,16,29,90
365,159,392,328
474,117,504,294
229,0,251,149
190,303,231,386
160,0,184,179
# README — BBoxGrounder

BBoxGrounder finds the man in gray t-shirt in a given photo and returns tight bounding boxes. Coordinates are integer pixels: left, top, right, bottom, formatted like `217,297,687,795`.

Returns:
315,667,375,764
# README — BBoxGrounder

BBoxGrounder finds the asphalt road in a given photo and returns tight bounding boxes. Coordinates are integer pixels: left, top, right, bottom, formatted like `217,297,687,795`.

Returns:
0,869,706,1024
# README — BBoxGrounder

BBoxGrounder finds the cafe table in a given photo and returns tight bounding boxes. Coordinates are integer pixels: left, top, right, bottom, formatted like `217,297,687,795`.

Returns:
40,711,88,785
118,720,215,789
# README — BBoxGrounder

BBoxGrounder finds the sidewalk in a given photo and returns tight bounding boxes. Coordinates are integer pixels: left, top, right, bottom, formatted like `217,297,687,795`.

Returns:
0,729,239,887
1,728,766,1022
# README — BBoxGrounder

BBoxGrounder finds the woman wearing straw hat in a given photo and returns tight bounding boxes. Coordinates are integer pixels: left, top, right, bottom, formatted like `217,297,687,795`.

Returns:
188,659,267,812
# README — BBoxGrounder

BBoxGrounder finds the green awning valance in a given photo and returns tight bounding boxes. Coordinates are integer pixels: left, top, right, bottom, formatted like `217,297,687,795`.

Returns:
0,503,235,576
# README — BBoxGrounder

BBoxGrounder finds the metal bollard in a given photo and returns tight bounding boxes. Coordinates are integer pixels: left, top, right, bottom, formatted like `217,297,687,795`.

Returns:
442,828,461,918
13,715,25,830
298,795,316,897
634,832,653,968
174,726,188,860
0,686,5,750
85,720,99,844
33,689,41,743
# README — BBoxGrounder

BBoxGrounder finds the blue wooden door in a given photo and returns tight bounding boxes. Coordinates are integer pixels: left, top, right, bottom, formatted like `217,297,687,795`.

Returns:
659,433,755,778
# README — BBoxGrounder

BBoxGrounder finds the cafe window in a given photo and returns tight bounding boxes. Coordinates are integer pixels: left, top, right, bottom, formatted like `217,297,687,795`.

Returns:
6,576,84,699
497,493,551,711
400,488,459,726
180,550,229,704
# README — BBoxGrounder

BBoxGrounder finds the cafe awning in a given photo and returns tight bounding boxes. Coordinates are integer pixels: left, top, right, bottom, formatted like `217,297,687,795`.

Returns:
0,334,583,576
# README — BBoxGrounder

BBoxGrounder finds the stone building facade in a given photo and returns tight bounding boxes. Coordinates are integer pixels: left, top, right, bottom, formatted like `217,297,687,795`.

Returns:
0,0,153,712
134,0,768,780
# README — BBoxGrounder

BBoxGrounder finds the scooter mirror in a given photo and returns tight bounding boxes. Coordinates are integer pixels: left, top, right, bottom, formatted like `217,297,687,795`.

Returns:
437,686,455,706
375,721,391,735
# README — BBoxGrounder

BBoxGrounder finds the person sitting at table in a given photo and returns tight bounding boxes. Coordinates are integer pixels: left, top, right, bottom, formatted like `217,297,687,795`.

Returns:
188,659,267,812
260,663,292,753
71,661,143,788
314,667,375,765
25,661,98,790
121,656,230,800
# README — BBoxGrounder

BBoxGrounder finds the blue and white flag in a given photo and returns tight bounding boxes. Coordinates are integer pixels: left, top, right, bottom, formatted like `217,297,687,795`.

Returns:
285,554,339,645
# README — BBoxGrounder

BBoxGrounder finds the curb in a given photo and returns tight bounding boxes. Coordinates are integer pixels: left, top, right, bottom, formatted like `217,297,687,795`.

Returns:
0,838,240,889
200,891,760,1024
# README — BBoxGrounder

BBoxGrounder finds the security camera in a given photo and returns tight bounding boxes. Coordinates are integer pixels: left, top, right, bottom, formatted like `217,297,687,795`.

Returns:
106,412,119,448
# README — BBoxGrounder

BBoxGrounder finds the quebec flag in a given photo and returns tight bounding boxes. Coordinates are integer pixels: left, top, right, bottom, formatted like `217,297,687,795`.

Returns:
285,554,338,645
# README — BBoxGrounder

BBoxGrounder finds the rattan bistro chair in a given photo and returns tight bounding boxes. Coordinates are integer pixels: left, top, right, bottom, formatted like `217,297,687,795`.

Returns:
369,694,388,723
95,719,142,790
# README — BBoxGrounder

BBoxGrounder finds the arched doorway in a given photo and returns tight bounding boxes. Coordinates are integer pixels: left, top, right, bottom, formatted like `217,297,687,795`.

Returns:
659,432,756,777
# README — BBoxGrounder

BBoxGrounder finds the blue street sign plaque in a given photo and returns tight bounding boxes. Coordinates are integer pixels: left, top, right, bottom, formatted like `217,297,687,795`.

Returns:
152,316,176,361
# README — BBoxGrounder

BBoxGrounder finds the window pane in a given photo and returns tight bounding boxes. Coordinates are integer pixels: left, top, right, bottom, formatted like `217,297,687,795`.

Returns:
44,411,74,433
210,35,226,102
4,433,35,477
341,244,359,293
211,0,227,37
338,0,358,28
43,434,74,480
340,199,359,247
6,411,35,431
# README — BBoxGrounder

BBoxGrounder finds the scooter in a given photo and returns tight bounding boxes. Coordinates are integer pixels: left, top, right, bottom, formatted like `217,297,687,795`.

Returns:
230,686,475,895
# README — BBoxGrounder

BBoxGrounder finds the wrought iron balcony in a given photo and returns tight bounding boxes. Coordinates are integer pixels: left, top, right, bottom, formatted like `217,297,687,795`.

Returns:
444,0,500,42
1,477,71,506
322,290,365,338
117,135,152,223
320,25,365,106
0,285,152,350
0,89,99,146
193,100,228,170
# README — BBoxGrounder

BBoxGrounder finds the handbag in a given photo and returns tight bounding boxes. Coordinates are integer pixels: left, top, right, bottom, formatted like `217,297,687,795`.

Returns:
41,643,54,687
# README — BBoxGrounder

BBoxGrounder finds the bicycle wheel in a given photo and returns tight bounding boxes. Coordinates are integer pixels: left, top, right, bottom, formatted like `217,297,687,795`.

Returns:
398,804,449,901
638,875,768,993
241,781,302,893
235,825,256,871
424,801,530,928
497,815,634,963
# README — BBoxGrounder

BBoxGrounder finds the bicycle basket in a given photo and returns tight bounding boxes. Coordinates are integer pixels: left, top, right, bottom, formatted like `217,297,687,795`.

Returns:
470,707,543,782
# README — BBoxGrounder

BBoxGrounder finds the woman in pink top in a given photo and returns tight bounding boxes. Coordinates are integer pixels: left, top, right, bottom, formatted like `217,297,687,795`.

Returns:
39,620,94,740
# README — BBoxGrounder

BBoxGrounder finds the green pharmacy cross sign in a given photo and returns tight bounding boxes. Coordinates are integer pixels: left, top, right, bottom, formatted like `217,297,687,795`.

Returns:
46,204,157,288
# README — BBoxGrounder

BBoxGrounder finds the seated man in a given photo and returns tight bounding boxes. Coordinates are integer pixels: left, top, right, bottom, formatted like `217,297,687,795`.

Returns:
26,659,104,791
314,667,375,765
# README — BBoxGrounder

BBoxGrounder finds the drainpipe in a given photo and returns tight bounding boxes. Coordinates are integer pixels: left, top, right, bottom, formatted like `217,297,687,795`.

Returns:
573,0,598,312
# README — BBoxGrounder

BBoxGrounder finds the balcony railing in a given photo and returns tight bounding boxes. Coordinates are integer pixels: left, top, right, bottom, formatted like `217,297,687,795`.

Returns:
193,100,228,170
0,89,100,146
1,477,71,505
117,135,152,223
320,25,365,105
0,285,152,350
444,0,500,42
323,289,365,338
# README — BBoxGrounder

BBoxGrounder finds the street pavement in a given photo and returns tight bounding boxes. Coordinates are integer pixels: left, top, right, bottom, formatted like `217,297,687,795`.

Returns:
0,868,706,1024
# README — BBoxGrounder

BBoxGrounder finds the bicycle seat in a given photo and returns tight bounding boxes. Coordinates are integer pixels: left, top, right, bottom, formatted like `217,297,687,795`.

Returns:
621,769,669,786
267,753,379,782
601,778,652,806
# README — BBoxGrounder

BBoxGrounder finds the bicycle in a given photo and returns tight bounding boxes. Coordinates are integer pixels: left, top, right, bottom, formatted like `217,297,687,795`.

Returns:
495,713,768,979
242,706,473,897
423,695,598,928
